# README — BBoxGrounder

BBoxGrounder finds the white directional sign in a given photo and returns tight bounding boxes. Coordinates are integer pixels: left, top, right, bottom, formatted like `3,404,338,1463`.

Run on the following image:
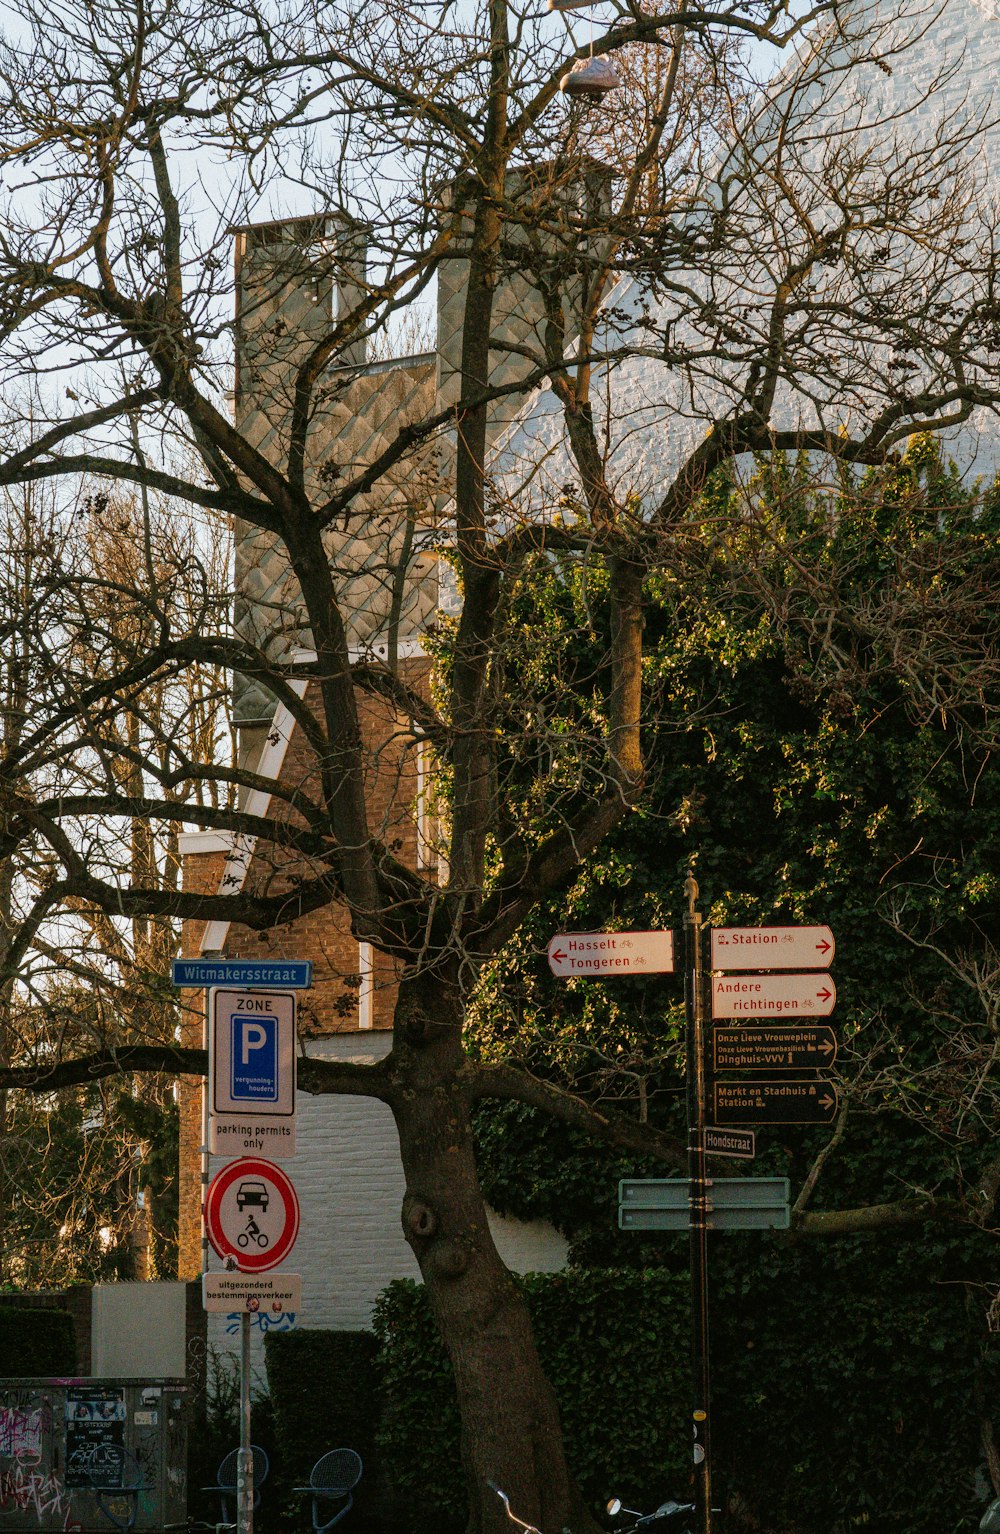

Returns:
210,988,297,1158
547,930,675,977
710,926,835,971
711,973,836,1018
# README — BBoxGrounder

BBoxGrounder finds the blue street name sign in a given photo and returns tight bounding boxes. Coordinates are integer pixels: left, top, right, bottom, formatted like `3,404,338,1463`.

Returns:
171,958,312,989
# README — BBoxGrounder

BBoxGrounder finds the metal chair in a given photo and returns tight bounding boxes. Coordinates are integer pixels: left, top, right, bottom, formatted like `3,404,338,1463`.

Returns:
90,1450,143,1533
294,1449,363,1534
204,1445,269,1527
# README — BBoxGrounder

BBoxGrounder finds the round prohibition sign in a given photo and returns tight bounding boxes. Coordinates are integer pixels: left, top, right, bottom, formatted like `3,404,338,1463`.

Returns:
204,1156,300,1272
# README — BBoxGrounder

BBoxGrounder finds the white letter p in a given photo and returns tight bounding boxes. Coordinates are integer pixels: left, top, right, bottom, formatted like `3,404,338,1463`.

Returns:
241,1023,268,1065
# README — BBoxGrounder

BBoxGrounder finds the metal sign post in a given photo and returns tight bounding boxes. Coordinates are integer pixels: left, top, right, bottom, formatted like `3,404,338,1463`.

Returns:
606,897,840,1534
684,872,712,1534
238,1311,253,1534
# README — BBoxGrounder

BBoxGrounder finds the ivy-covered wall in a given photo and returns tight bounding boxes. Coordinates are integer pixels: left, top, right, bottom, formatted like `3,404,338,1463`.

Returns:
423,441,998,1534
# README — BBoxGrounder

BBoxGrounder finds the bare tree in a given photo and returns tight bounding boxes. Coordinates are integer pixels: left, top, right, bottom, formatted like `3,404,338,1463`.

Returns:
0,477,230,1277
0,0,998,1524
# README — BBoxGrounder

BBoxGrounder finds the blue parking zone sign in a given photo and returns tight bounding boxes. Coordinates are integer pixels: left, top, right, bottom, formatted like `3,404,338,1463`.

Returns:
231,1013,279,1102
210,989,296,1157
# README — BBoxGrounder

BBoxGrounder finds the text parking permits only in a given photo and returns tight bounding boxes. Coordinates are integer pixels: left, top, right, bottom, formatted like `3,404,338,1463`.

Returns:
210,988,297,1158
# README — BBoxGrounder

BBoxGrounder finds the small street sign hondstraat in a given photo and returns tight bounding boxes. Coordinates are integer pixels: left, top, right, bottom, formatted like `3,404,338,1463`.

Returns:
711,972,835,1018
547,930,675,977
704,1126,755,1159
713,1078,839,1125
713,1025,838,1072
710,926,834,972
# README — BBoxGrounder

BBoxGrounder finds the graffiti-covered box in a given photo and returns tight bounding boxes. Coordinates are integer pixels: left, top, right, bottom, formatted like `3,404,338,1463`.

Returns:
0,1379,186,1532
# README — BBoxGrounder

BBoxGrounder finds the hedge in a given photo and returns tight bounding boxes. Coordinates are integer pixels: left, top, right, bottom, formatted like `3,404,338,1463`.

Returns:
372,1271,690,1532
264,1329,380,1523
370,1265,991,1534
262,1262,993,1534
709,1238,991,1534
0,1307,76,1376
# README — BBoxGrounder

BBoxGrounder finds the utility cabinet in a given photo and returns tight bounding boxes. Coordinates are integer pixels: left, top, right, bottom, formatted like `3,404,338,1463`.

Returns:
0,1378,186,1532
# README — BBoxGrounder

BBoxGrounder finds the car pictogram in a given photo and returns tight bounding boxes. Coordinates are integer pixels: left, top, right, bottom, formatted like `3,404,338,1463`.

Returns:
236,1180,269,1212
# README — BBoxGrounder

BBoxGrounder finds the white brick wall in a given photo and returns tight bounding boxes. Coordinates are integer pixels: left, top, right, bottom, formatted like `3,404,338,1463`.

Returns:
206,1031,568,1385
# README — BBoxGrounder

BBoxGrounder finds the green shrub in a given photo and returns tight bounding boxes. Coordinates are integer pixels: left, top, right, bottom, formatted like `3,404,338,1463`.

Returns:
264,1329,380,1523
371,1264,994,1534
371,1271,690,1534
711,1242,992,1534
0,1307,76,1375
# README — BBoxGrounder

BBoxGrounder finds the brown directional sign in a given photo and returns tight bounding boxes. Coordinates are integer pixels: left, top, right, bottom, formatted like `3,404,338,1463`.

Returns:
713,1078,839,1125
713,1026,838,1072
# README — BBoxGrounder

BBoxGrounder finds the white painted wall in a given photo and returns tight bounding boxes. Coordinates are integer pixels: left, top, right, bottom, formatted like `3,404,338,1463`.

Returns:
92,1282,188,1377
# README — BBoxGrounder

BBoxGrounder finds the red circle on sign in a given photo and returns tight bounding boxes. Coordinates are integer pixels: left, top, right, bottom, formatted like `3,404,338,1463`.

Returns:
204,1157,300,1272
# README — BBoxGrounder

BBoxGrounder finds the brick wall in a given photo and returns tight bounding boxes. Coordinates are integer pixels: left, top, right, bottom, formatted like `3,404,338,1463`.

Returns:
177,662,433,1276
177,849,226,1279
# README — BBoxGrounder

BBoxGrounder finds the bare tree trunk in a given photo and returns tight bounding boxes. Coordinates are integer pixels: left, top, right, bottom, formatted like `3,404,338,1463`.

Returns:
392,967,596,1534
0,857,14,1284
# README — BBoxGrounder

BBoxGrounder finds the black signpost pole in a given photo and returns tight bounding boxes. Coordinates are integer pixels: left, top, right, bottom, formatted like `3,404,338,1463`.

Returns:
684,871,712,1534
